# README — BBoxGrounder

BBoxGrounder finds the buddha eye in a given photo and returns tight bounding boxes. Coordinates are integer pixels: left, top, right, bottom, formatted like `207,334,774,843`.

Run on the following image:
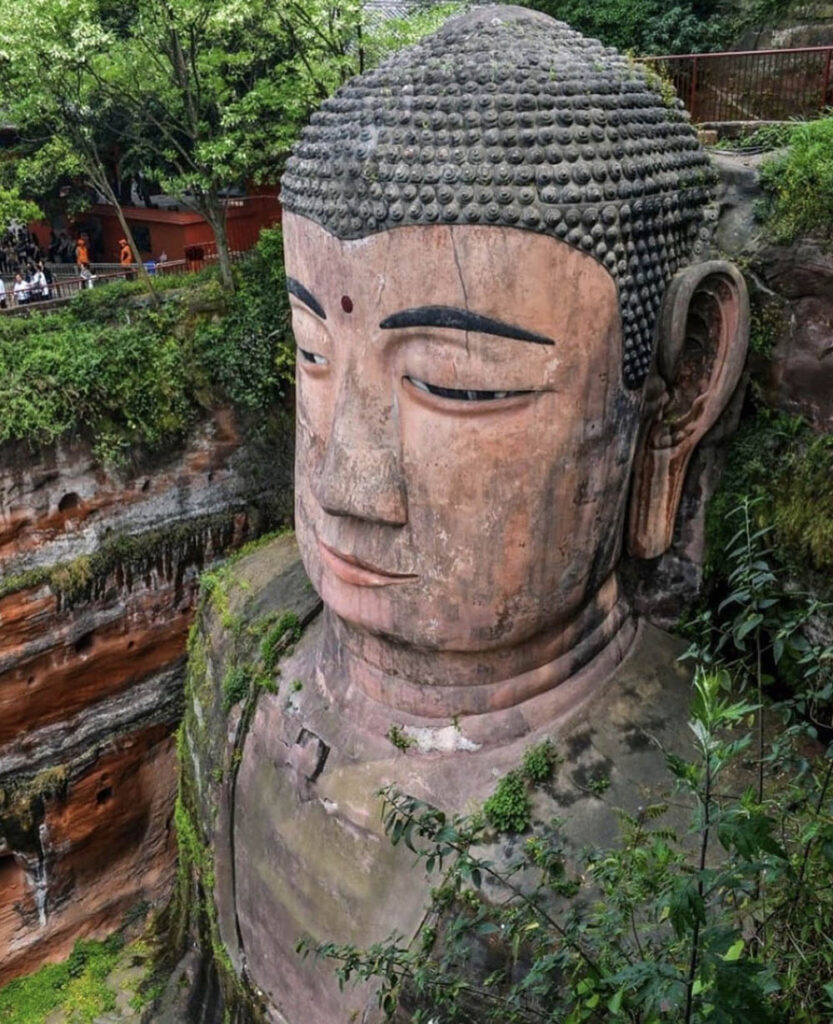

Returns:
299,347,328,366
405,375,531,402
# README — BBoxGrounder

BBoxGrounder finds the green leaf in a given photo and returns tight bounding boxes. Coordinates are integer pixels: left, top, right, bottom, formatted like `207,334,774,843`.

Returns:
723,939,744,961
607,987,625,1013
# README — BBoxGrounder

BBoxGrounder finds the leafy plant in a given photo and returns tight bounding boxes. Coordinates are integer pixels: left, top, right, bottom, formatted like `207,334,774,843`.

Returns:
222,664,251,712
705,409,833,576
301,506,833,1022
758,115,833,242
387,725,417,752
483,770,531,833
0,228,295,463
521,739,561,784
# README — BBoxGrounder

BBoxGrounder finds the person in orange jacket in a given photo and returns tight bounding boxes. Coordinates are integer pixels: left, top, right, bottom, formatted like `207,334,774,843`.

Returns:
75,234,89,269
118,238,135,280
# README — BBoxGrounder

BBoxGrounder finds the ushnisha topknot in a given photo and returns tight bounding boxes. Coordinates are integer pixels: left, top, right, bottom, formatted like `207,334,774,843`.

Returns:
281,5,717,388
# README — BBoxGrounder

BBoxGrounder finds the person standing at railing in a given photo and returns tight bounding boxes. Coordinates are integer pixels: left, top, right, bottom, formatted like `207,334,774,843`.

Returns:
30,262,49,301
13,272,29,305
119,237,135,281
0,276,7,310
75,234,89,270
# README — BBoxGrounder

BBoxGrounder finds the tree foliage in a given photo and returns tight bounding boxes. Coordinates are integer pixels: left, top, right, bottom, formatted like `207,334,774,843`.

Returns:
0,0,456,291
758,115,833,243
519,0,799,55
0,228,294,463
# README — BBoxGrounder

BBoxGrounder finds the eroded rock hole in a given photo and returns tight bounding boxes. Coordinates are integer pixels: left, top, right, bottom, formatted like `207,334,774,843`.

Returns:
74,631,94,655
96,786,113,805
58,492,80,512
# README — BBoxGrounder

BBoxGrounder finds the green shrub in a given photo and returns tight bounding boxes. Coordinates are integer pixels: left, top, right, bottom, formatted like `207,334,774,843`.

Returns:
0,228,295,462
387,724,416,752
706,409,833,576
260,611,301,673
483,770,531,833
222,665,251,712
521,0,730,54
759,116,833,242
191,227,294,413
0,935,123,1023
521,738,560,784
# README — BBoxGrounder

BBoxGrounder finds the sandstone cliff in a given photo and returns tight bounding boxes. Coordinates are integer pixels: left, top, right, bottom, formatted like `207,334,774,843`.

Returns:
0,406,293,984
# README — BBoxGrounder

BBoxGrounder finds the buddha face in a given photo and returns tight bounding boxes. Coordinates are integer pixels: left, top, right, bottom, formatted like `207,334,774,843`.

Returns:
285,212,643,653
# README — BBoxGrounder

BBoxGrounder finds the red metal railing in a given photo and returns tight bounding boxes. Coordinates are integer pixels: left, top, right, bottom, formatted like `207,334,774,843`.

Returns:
642,45,833,123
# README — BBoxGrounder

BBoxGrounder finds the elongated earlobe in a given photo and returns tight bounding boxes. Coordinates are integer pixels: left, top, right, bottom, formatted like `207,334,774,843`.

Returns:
628,261,749,560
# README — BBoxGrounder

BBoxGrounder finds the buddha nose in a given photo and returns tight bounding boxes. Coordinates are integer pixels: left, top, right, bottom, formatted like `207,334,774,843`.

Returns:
312,370,408,526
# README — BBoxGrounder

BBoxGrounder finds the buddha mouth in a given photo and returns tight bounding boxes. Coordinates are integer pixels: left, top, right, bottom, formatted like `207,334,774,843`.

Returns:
318,540,418,587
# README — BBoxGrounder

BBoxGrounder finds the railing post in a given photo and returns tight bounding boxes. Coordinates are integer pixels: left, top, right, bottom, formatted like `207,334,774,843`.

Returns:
689,55,699,121
822,47,832,112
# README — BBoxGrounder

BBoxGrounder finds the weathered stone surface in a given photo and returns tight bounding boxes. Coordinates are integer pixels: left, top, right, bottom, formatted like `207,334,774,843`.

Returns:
711,151,770,256
0,407,293,981
194,539,693,1024
0,723,177,985
709,152,833,433
0,581,192,747
0,409,247,576
753,241,833,431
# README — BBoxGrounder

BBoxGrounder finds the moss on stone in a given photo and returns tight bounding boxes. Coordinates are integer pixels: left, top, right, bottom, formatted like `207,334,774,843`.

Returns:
0,934,125,1023
0,765,69,851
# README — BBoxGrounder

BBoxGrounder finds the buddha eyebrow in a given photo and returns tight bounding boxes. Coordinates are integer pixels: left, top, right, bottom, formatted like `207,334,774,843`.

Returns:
287,277,326,320
378,306,553,345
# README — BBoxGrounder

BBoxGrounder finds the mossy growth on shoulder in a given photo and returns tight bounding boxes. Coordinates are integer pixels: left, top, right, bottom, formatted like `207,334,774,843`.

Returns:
484,739,562,834
484,770,531,833
260,611,301,673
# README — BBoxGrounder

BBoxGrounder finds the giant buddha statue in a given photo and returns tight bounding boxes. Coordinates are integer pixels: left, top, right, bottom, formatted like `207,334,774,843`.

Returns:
203,8,748,1022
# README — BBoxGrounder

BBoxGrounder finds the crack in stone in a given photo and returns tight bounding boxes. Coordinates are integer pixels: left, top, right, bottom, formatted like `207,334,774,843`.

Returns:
449,228,471,359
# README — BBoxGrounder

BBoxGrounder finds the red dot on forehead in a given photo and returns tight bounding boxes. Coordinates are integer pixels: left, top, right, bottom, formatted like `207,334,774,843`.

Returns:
341,295,353,314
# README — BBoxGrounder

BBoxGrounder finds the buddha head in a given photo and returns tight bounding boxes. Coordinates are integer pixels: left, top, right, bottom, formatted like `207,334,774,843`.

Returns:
280,6,747,716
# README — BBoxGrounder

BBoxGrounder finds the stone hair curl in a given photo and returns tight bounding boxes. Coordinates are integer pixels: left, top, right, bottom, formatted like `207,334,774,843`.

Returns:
281,4,717,388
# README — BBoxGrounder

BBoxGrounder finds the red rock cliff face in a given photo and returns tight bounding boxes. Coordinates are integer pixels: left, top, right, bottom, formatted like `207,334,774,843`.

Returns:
0,408,292,984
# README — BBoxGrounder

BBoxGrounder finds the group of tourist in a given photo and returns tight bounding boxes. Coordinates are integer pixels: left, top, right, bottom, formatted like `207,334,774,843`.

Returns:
0,231,99,309
0,227,44,276
0,260,53,308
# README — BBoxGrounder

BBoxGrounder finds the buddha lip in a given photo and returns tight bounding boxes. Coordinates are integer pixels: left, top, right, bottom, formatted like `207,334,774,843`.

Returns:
318,540,418,587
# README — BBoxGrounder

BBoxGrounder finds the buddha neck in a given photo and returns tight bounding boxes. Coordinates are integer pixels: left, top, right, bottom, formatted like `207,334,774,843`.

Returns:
317,574,635,729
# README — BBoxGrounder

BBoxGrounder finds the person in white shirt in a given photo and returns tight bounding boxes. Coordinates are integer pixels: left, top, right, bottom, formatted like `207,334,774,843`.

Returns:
30,265,48,301
13,273,29,305
0,276,6,309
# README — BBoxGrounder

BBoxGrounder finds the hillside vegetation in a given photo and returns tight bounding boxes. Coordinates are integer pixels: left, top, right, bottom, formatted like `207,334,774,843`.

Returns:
0,228,294,464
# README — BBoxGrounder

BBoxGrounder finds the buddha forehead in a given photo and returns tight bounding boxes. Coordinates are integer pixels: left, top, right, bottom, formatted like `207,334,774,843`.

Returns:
281,4,716,388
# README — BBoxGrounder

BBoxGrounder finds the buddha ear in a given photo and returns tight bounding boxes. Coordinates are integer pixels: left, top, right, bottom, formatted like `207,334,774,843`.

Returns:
627,260,749,560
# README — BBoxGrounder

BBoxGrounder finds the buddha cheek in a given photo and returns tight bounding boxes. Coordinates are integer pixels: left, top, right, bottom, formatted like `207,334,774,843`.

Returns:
399,398,574,645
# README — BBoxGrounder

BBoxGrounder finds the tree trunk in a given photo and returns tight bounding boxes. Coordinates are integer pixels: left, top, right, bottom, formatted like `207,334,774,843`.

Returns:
202,191,234,293
89,160,160,307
